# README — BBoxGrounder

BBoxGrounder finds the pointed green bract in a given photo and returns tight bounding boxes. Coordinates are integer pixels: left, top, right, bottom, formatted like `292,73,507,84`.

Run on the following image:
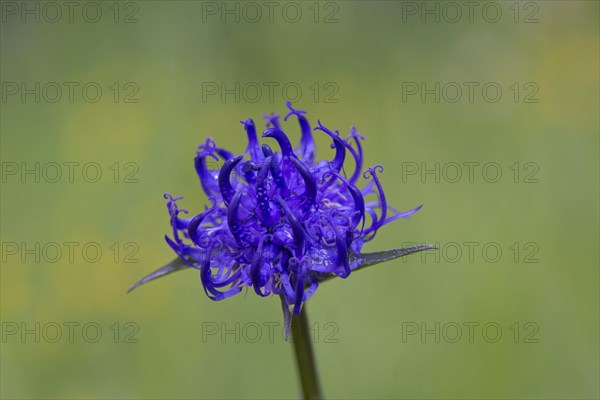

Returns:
127,245,436,294
317,244,437,283
127,257,189,293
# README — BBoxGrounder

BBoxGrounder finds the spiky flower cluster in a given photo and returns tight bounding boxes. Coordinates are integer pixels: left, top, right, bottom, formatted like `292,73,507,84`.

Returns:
164,102,421,314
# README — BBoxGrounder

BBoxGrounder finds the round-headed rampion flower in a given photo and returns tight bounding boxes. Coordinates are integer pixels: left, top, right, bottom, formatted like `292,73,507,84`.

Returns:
164,102,422,315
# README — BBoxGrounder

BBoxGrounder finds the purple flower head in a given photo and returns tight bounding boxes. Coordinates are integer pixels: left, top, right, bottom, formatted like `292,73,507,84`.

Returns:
164,102,422,315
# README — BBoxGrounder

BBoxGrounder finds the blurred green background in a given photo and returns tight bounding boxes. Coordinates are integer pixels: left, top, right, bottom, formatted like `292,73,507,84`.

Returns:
1,1,598,399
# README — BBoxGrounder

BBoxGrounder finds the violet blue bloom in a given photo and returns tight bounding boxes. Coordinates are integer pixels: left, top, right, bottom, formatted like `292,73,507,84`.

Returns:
161,102,422,315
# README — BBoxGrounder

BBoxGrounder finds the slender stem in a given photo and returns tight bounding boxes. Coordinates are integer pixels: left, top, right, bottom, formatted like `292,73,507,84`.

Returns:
291,305,323,399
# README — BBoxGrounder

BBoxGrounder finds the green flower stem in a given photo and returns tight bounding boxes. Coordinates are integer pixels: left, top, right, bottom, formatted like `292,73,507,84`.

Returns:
291,305,323,399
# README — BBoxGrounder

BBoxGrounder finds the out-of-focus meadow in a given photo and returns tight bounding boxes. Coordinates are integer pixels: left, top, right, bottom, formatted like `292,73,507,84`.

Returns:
1,1,598,399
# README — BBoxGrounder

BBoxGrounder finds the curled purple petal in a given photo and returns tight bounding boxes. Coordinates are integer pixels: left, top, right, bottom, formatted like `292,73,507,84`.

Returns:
262,128,294,157
285,101,316,162
314,120,346,173
263,112,281,130
256,156,277,227
227,189,246,245
218,155,243,205
335,233,351,278
241,118,263,162
187,197,217,246
291,156,317,206
276,195,305,257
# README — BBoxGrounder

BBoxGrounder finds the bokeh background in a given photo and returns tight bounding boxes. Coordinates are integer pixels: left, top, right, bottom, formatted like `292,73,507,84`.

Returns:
1,1,598,399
